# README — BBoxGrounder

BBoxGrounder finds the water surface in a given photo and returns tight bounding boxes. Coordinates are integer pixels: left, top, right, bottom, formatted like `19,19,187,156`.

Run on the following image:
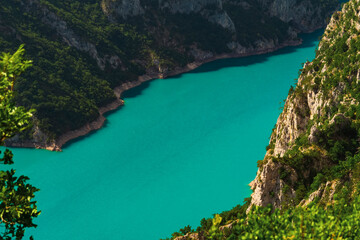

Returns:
7,30,322,239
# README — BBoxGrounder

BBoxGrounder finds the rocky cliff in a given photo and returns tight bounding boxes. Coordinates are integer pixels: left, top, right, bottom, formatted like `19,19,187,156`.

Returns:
104,0,337,39
258,0,336,32
103,0,337,32
168,1,360,239
97,0,339,60
250,0,360,209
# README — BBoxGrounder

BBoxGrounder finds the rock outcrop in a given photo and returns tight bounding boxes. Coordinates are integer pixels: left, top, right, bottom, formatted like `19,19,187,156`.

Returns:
104,0,337,38
167,2,360,238
101,0,144,19
257,0,337,32
250,0,360,209
24,0,125,70
160,0,235,31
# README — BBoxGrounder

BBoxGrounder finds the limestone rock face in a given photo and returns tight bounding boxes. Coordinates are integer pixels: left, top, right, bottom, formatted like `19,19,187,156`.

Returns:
249,159,297,209
249,69,331,209
300,180,340,206
5,125,60,151
257,0,334,32
41,8,106,69
97,0,339,65
249,0,360,209
104,0,336,32
104,0,236,31
23,0,125,70
205,11,235,31
101,0,144,19
174,233,199,240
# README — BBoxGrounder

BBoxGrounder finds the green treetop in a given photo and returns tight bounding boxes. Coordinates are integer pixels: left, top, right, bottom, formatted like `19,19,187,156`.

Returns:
0,46,40,239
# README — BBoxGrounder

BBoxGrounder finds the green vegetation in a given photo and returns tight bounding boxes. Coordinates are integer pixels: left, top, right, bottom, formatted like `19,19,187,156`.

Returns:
0,0,138,137
0,46,40,239
266,0,360,202
164,1,360,239
163,198,250,240
223,2,290,46
166,193,360,239
156,12,233,54
1,0,230,138
0,0,333,141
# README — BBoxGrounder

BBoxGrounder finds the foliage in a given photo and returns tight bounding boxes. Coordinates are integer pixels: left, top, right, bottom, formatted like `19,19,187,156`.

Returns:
179,225,193,236
208,214,222,238
0,0,332,139
222,194,360,240
169,192,360,240
265,0,360,200
223,2,290,47
167,1,360,239
168,198,250,239
0,46,33,143
159,12,233,54
0,47,40,239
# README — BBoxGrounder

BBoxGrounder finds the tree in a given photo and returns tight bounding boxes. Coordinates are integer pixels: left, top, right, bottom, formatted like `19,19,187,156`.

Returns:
0,46,40,239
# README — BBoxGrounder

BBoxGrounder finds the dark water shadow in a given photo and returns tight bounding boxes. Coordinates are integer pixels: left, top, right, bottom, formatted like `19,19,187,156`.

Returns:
186,29,323,75
103,104,125,118
61,106,125,149
62,126,106,150
120,29,323,100
63,29,324,150
121,81,151,99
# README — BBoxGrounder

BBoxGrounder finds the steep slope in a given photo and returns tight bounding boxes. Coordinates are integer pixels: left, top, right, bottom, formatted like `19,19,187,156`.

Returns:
0,0,338,149
258,0,337,32
250,0,360,209
166,0,360,239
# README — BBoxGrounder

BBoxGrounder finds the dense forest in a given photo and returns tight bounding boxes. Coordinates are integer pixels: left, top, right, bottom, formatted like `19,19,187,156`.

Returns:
0,0,338,143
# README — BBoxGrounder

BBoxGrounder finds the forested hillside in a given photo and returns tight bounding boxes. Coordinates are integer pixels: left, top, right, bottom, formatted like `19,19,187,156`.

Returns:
0,0,338,148
167,0,360,239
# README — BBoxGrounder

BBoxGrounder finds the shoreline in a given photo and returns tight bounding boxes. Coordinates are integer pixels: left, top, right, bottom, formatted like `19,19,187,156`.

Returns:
6,39,303,151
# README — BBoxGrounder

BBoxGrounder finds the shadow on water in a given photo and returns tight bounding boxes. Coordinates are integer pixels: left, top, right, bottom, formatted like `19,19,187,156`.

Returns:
121,81,151,99
62,29,323,150
62,105,125,150
62,126,105,150
121,29,323,99
187,29,323,75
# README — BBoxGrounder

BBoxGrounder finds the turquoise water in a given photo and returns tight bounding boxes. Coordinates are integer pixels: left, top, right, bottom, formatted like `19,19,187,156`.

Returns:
6,31,321,239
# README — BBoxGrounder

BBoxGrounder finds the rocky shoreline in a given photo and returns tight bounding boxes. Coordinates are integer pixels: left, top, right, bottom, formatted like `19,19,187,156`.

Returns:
6,39,302,151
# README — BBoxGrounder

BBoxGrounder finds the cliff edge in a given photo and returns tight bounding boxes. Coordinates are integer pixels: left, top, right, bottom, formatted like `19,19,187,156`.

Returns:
168,1,360,239
250,0,360,209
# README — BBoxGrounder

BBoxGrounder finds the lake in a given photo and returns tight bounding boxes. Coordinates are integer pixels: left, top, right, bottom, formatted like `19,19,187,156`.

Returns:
7,30,322,239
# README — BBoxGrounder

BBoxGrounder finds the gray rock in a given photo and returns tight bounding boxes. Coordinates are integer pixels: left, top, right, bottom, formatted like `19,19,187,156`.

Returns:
102,0,144,19
308,125,319,144
257,0,332,32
